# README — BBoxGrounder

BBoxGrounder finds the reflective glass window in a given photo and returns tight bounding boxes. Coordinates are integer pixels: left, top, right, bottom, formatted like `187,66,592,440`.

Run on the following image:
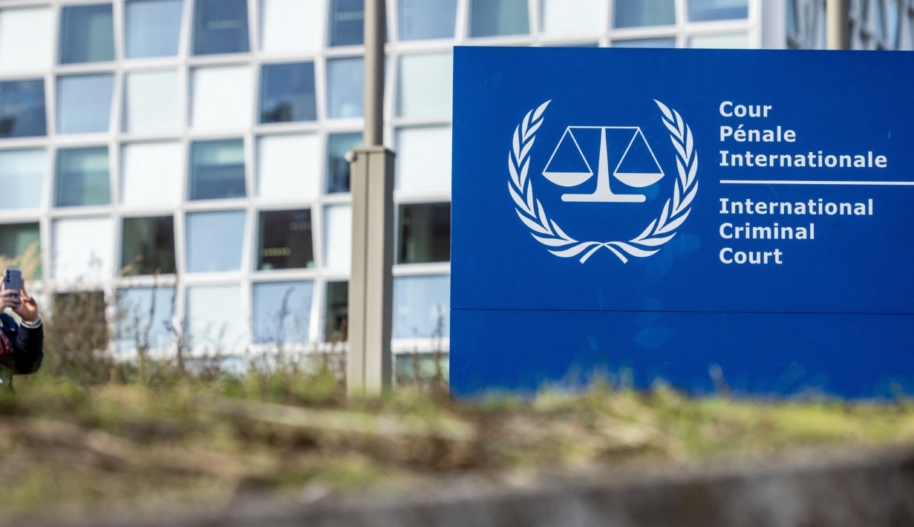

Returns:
0,223,41,279
125,0,183,58
260,0,322,53
189,139,246,200
541,0,601,34
0,80,46,139
469,0,529,37
613,37,677,47
614,0,675,28
399,0,457,40
57,74,114,134
0,7,53,72
327,57,364,118
185,210,246,272
689,32,749,48
324,280,348,342
52,217,113,281
0,149,45,210
398,203,450,264
329,0,363,46
688,0,749,22
396,126,451,193
116,286,175,350
393,275,449,338
121,142,182,207
123,69,180,134
397,53,452,118
193,0,250,55
260,62,317,124
252,281,314,344
258,209,314,270
55,147,111,208
59,4,115,64
396,353,449,385
323,205,351,270
191,66,252,129
257,134,319,201
185,284,244,349
326,132,361,193
121,216,176,275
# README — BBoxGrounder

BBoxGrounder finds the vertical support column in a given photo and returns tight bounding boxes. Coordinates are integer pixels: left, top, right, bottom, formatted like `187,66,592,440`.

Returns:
827,0,851,50
363,0,385,147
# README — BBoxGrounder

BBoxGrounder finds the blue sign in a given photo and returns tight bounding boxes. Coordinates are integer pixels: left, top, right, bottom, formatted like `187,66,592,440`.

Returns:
451,47,914,398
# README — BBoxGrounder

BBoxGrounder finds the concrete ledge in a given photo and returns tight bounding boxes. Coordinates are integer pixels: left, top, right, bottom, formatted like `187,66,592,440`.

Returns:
7,447,914,527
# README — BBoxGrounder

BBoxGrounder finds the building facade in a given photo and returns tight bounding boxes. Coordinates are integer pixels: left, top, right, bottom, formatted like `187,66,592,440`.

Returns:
0,0,910,378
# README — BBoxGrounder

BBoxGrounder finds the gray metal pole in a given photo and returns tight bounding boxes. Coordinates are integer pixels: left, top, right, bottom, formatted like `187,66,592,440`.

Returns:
347,0,395,395
827,0,850,50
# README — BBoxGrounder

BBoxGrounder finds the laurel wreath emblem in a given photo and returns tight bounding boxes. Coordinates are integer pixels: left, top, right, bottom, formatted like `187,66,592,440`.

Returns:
508,100,699,263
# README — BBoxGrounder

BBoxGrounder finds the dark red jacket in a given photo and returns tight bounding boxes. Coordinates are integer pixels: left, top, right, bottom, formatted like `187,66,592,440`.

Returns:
0,313,43,375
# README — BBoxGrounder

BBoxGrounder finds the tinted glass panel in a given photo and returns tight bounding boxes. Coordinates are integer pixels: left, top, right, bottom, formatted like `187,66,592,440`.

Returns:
0,7,54,72
57,74,114,134
614,0,676,27
252,281,314,344
689,0,749,22
398,203,450,264
193,0,250,55
323,205,351,269
397,53,452,118
541,0,600,33
258,209,314,270
59,4,115,64
470,0,529,37
185,210,245,272
185,284,244,349
121,216,176,275
0,80,46,138
121,142,182,207
324,281,348,342
123,69,180,133
257,134,319,200
261,0,322,53
689,32,749,48
55,147,111,207
0,149,45,210
0,223,41,279
52,217,113,281
116,286,175,349
613,37,677,47
327,57,364,118
326,132,361,193
393,275,449,338
395,126,451,192
125,0,183,58
329,0,363,46
191,66,252,129
259,62,317,124
189,139,246,200
399,0,457,40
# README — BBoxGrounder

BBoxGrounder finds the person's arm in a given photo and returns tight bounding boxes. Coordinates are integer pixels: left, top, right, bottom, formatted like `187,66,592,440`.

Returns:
1,280,44,375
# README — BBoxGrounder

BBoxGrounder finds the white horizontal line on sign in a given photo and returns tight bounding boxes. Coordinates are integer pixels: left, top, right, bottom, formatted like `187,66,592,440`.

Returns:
720,180,914,186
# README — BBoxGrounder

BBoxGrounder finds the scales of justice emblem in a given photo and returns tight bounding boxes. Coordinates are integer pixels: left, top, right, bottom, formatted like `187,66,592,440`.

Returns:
508,100,699,263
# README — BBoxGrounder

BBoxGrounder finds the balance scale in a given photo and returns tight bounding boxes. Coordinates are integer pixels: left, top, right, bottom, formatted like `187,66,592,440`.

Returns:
542,126,665,203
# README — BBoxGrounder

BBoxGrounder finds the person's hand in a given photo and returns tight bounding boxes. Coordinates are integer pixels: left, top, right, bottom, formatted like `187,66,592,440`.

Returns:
10,280,38,323
0,288,21,314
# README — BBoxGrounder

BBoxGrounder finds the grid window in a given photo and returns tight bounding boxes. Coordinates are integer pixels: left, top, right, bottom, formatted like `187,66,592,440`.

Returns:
257,134,319,201
252,281,314,344
327,57,364,118
398,0,457,41
260,0,322,53
0,149,46,210
0,7,53,72
323,204,351,270
0,223,41,279
689,0,749,22
52,217,114,281
259,62,317,124
398,203,450,264
55,147,111,208
393,275,449,339
191,66,252,129
193,0,250,55
116,286,175,349
121,142,182,207
397,53,452,119
185,210,246,273
614,0,676,28
469,0,529,38
121,216,176,275
257,209,314,270
125,0,183,58
189,139,246,200
57,74,115,135
326,132,361,193
58,4,115,64
0,80,47,139
329,0,364,46
185,284,244,349
541,0,601,34
613,37,677,47
324,280,348,342
689,32,750,48
395,126,451,193
123,69,181,134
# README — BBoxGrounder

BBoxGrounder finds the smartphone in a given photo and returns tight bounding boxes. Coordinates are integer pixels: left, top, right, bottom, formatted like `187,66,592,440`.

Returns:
3,269,21,304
